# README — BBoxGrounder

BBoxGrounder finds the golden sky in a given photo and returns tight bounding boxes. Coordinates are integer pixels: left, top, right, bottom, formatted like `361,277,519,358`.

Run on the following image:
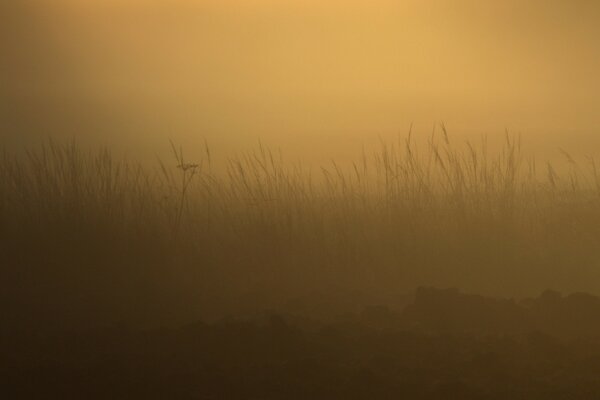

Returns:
3,1,600,158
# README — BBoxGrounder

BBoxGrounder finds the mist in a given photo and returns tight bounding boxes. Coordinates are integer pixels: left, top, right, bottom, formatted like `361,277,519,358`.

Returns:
5,2,600,398
3,0,600,160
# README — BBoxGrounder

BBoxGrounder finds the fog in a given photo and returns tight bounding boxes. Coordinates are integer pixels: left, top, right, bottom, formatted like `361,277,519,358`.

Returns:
6,4,600,396
3,0,600,160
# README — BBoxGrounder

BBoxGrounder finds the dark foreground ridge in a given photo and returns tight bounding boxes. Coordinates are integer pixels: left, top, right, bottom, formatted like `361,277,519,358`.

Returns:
5,288,600,399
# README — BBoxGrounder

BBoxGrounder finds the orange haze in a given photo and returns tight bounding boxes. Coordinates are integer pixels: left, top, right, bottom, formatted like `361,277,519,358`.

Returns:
2,0,600,160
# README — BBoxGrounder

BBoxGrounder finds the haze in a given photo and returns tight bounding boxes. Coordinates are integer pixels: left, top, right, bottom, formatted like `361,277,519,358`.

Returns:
8,4,600,397
3,0,600,159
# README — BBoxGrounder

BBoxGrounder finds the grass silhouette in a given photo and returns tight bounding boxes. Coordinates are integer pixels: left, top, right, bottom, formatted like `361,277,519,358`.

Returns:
2,129,600,328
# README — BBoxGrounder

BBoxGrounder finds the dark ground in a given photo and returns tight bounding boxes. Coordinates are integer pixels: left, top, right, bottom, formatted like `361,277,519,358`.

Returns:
5,287,600,399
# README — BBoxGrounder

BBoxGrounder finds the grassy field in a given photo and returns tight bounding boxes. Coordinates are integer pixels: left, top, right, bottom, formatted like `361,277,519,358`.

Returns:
2,128,600,328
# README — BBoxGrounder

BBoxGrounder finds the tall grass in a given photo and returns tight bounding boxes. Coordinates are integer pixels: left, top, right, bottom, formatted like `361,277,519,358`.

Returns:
2,130,600,328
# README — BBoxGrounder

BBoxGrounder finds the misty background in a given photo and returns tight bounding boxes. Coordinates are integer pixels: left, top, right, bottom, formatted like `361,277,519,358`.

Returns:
2,0,600,161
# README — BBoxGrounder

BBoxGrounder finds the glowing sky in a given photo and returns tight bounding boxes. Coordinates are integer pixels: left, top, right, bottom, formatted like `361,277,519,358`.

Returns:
2,1,600,157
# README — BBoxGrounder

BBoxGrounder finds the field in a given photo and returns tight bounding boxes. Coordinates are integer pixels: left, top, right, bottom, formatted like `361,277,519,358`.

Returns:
4,130,600,398
2,129,600,329
7,288,600,399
